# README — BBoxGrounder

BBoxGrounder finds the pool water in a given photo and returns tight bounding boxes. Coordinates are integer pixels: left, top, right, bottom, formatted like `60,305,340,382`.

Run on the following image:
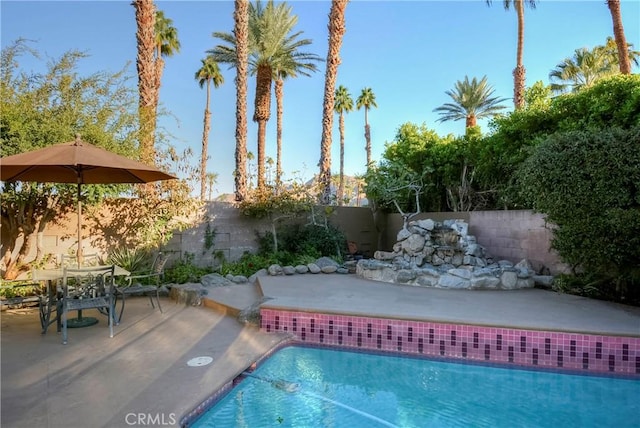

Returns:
190,345,640,428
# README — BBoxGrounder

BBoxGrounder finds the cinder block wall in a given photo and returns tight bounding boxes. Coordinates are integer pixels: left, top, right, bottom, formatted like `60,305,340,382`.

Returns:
382,210,565,275
468,210,564,274
16,203,563,275
170,202,271,269
329,206,377,258
171,204,379,267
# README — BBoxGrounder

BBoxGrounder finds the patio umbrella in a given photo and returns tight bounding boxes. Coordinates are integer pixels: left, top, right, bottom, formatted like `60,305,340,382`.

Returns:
0,134,177,264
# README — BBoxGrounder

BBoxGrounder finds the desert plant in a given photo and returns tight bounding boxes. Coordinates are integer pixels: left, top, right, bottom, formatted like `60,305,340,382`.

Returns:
107,247,149,273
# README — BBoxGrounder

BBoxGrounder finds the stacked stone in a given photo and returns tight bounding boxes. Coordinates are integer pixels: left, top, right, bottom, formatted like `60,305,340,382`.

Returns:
358,219,535,290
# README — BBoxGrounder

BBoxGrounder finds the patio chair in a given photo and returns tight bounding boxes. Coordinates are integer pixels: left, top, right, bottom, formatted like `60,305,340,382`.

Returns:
61,253,100,268
60,265,116,345
115,252,168,322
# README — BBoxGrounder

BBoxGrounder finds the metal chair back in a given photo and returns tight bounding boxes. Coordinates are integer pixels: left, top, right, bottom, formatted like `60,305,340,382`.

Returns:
60,265,116,344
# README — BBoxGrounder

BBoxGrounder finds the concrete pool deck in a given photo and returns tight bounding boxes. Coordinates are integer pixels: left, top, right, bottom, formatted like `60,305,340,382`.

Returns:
257,274,640,337
2,274,639,427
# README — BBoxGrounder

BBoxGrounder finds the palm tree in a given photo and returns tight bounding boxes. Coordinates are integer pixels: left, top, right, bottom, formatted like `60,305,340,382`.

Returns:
195,55,224,201
206,172,219,201
549,39,639,94
356,87,377,169
607,0,631,74
334,85,353,206
319,0,349,205
133,0,157,166
246,151,255,190
486,0,537,110
154,10,180,107
433,75,508,131
234,0,249,202
211,0,319,192
549,47,615,94
601,36,640,71
273,50,322,192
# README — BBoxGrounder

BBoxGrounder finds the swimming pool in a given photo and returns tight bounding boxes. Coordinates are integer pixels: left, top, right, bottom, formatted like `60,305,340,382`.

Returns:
187,345,640,427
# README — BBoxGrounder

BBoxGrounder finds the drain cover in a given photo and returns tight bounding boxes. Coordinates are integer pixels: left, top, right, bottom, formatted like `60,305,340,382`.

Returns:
187,356,213,367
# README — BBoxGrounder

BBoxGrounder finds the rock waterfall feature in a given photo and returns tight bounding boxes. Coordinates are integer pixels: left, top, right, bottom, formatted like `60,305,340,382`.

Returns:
356,219,536,289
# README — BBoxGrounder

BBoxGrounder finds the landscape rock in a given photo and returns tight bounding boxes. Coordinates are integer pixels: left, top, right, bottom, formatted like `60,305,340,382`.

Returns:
295,265,310,274
201,273,232,288
169,283,208,306
307,263,321,274
356,219,539,290
315,257,340,269
321,265,338,274
268,264,283,276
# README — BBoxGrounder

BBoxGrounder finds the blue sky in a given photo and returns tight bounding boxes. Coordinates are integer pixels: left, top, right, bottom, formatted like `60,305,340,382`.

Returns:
2,0,639,197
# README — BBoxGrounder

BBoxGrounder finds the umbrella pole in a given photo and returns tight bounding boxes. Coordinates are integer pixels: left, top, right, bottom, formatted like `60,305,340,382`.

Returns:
69,181,98,328
77,182,83,267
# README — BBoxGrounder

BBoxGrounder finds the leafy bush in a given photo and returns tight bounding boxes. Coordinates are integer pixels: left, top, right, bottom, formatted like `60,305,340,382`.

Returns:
220,221,347,277
164,253,213,284
518,126,640,303
258,222,347,261
0,281,41,299
219,251,319,277
476,75,640,208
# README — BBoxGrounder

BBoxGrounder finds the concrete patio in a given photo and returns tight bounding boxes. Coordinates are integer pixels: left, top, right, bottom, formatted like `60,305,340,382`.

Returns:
1,294,289,428
2,274,639,428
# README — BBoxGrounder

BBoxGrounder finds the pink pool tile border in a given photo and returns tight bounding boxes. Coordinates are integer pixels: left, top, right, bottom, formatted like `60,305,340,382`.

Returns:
260,309,640,376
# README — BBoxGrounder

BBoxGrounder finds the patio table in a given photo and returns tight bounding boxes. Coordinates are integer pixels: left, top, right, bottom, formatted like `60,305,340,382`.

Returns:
32,265,130,332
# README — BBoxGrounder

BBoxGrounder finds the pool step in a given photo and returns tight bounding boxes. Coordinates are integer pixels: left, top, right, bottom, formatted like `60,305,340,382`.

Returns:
203,283,263,319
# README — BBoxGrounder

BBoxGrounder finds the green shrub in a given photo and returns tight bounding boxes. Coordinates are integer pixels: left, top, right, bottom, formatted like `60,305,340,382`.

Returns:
219,251,321,277
219,252,273,277
259,223,347,261
518,126,640,304
164,253,213,284
0,281,41,299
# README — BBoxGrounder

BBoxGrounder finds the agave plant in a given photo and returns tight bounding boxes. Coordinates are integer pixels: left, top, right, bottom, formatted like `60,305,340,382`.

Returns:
107,247,150,273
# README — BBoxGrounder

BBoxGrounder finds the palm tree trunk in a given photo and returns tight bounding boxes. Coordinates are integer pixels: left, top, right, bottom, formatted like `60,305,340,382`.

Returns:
154,46,165,115
254,64,272,191
200,80,211,201
134,0,157,166
234,0,249,201
607,0,631,74
364,107,371,168
319,0,349,205
338,112,345,206
466,114,477,128
275,78,284,192
256,121,267,190
513,0,526,110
